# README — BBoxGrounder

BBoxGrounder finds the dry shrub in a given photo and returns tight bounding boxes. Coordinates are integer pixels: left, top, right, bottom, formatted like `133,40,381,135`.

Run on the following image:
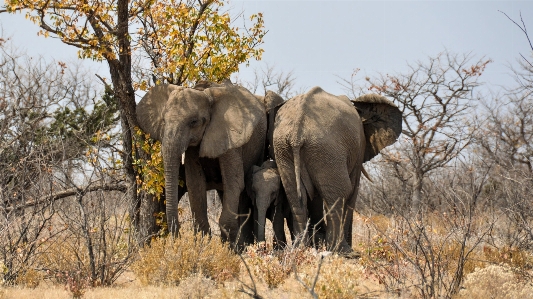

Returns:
300,256,363,299
38,236,107,295
245,243,315,288
39,239,91,276
218,246,367,299
357,211,494,298
131,228,240,286
368,215,391,233
458,264,533,299
13,268,42,289
483,246,533,270
36,239,91,297
248,254,289,288
439,241,485,276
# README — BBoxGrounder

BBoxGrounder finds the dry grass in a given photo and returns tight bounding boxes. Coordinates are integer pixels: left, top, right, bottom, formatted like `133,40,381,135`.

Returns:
131,228,240,286
3,212,533,299
457,264,533,299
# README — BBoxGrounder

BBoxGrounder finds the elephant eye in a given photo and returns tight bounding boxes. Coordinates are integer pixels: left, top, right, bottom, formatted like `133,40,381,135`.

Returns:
189,117,206,128
189,119,200,128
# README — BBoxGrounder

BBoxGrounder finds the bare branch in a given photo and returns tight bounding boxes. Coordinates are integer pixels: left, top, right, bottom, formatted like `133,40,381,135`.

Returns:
5,184,127,213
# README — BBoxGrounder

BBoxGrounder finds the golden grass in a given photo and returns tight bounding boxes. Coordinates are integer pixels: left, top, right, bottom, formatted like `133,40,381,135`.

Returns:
3,212,533,299
131,228,240,286
457,264,533,299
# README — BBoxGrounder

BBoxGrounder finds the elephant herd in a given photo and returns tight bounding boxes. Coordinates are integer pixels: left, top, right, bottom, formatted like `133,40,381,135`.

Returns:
136,80,402,254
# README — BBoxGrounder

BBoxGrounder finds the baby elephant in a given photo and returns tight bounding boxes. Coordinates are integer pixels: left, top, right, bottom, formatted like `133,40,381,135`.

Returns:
251,160,294,249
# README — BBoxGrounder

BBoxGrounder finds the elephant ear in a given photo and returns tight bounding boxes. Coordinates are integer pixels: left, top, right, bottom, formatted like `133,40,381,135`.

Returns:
136,84,184,141
200,85,266,158
352,94,402,162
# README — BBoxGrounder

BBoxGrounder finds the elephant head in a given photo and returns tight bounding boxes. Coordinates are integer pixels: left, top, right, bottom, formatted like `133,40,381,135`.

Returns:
136,82,265,233
250,160,282,243
351,94,402,162
262,91,285,160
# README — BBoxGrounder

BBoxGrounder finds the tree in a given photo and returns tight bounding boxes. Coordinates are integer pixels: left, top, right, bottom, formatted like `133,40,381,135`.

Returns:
474,12,533,251
0,35,127,285
136,0,264,88
2,0,266,240
482,11,533,174
477,91,533,173
341,51,491,213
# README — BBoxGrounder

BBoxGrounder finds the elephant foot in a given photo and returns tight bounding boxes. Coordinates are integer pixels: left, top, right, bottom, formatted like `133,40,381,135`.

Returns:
193,224,211,237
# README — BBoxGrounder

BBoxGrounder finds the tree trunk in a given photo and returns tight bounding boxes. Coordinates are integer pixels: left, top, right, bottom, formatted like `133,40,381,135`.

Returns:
411,175,423,216
104,0,163,244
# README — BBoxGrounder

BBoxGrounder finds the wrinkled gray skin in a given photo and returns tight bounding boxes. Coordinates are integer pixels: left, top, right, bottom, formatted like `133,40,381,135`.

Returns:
255,90,286,161
250,160,294,249
136,81,267,247
273,87,402,253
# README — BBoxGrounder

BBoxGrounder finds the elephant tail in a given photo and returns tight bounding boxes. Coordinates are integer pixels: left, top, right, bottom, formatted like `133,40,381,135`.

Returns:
361,165,373,183
292,145,302,202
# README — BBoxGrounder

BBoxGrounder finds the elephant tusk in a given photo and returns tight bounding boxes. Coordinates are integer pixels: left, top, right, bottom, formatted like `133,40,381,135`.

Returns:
362,166,373,183
182,153,185,164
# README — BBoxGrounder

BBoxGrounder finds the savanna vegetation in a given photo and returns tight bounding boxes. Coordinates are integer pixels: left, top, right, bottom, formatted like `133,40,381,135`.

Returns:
0,1,532,298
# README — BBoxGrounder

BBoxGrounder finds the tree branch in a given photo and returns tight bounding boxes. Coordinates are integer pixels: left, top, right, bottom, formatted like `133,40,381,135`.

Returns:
4,183,128,213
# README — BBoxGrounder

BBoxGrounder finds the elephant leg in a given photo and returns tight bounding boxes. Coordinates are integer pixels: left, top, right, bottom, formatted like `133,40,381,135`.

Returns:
184,147,210,235
308,194,326,248
285,207,296,244
218,148,245,246
272,204,287,250
276,152,308,246
344,167,362,247
315,168,353,253
238,191,255,246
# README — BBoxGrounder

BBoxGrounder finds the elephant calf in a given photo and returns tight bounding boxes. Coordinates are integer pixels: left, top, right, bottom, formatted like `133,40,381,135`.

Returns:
250,160,294,249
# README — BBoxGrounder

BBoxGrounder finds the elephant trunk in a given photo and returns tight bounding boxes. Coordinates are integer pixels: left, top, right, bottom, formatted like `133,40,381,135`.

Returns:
256,202,269,243
163,141,187,235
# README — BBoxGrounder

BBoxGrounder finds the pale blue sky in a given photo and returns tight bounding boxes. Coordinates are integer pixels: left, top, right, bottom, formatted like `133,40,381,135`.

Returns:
1,1,532,97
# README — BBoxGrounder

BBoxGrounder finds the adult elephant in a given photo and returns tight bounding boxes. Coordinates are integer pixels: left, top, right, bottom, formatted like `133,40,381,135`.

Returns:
136,81,266,247
273,87,402,253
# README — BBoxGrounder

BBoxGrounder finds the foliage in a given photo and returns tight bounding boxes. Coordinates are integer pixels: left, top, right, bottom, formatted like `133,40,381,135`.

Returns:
44,88,119,149
3,0,265,88
132,128,166,199
2,0,266,239
131,228,240,286
136,0,265,88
